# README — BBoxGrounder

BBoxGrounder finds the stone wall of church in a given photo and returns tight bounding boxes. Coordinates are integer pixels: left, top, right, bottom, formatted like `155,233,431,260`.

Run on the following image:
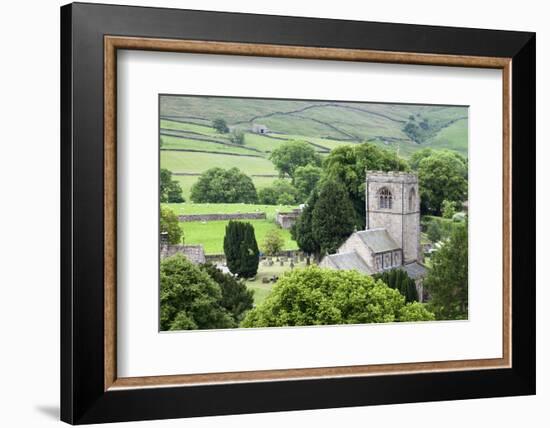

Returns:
337,233,374,269
365,171,420,263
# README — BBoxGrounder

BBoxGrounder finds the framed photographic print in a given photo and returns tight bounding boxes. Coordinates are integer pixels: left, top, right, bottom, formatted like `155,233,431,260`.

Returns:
60,2,536,425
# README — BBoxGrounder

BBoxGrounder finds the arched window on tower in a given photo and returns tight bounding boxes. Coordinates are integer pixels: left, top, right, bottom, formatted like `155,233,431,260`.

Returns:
378,187,393,209
408,187,416,211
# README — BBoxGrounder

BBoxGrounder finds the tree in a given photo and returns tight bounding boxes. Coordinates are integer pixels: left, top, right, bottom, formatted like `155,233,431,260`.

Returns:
269,140,321,179
291,189,321,263
160,255,234,330
262,228,285,256
293,164,322,200
425,221,468,320
160,168,185,203
374,269,418,303
160,207,183,244
229,129,245,145
323,143,409,228
212,118,229,133
409,148,434,170
199,263,254,323
190,167,258,203
441,199,457,219
417,151,467,215
241,267,434,327
258,179,300,205
223,221,260,278
311,179,356,255
426,221,442,243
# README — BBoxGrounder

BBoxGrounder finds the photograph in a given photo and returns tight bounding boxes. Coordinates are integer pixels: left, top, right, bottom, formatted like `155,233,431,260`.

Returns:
158,95,469,331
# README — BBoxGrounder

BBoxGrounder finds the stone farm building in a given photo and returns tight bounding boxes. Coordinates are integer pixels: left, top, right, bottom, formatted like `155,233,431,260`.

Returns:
319,171,427,300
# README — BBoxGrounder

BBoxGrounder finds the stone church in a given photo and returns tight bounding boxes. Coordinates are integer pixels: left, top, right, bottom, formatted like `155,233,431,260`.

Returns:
319,171,427,299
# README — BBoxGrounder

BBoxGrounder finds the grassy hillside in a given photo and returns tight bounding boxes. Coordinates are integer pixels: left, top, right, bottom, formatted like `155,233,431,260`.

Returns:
160,95,468,199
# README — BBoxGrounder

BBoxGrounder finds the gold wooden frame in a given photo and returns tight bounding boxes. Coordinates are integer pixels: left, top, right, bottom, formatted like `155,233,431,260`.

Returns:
104,36,512,391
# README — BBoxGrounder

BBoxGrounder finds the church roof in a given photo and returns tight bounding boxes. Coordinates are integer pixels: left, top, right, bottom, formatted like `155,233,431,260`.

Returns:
355,229,400,254
401,262,427,279
324,251,373,275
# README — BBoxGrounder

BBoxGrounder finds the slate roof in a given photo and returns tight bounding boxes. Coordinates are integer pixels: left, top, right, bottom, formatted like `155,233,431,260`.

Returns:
324,251,373,275
401,262,427,279
355,229,400,254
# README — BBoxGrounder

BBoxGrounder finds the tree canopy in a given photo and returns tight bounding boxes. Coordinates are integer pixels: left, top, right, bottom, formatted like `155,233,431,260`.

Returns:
269,140,321,179
257,179,300,205
190,167,258,203
311,179,356,256
417,150,467,215
212,118,229,133
160,255,234,330
293,164,322,200
241,267,434,327
199,263,254,323
291,189,321,261
425,221,468,320
323,143,409,228
262,228,285,256
160,207,183,245
160,168,185,203
373,269,419,303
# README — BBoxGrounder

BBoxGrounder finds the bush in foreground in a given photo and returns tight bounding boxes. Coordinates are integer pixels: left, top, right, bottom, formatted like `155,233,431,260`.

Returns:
241,267,434,328
160,255,234,331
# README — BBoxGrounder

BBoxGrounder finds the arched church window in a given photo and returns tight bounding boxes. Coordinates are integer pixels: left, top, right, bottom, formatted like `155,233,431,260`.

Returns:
408,187,416,211
378,187,393,209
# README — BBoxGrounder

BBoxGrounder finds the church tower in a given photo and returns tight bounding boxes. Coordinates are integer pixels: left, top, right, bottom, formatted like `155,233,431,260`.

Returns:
365,171,421,263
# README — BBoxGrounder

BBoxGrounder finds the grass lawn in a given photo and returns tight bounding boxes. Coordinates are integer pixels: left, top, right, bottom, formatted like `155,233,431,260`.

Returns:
181,219,298,255
161,150,277,175
164,202,297,220
245,259,310,305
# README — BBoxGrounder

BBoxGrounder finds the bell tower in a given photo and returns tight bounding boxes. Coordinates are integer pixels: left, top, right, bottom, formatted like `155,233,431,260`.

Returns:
365,171,421,263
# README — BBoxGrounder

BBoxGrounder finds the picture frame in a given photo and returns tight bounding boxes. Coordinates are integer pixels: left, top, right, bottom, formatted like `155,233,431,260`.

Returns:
60,2,535,424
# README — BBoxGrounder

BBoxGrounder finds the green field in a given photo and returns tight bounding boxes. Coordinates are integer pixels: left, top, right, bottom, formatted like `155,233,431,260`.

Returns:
160,96,468,200
182,219,297,254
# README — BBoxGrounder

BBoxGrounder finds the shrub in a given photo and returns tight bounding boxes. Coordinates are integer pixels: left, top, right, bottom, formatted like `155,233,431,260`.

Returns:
241,267,434,327
160,255,234,330
160,168,185,203
212,118,229,133
262,228,285,256
373,269,419,302
160,207,183,244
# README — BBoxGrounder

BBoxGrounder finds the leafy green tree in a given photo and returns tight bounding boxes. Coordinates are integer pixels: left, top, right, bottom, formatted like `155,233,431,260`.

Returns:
291,189,321,263
199,263,253,323
258,179,300,205
425,221,468,320
418,151,467,215
262,228,285,256
323,143,409,228
293,164,322,200
426,221,442,243
212,118,229,133
223,221,259,278
190,167,257,203
442,199,457,219
312,179,356,255
160,168,185,203
409,148,434,170
229,129,245,145
160,255,234,330
374,269,418,303
241,267,434,327
269,140,321,179
160,207,183,244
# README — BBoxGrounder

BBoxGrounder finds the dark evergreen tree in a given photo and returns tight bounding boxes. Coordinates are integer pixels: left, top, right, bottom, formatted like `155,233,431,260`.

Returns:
223,221,259,278
199,263,254,323
374,269,419,303
291,188,321,263
311,179,356,255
